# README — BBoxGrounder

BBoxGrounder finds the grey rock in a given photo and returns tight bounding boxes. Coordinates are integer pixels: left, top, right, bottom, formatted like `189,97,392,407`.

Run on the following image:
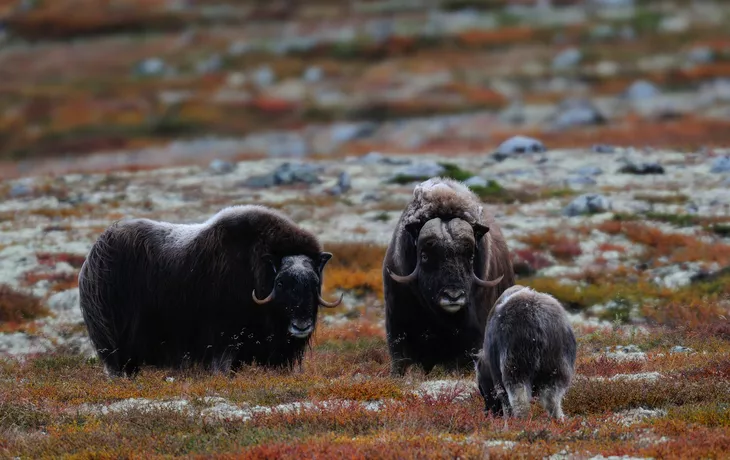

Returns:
589,24,615,41
464,176,488,188
618,161,665,175
670,346,693,354
563,194,612,216
47,288,80,314
592,144,616,154
209,159,236,175
395,162,446,180
331,123,377,144
356,152,410,166
625,80,661,100
710,156,730,173
253,65,275,87
273,162,322,185
550,98,606,129
303,66,323,83
196,54,223,75
605,344,642,354
10,179,33,198
566,176,597,187
494,135,546,161
575,166,603,176
266,133,308,158
0,332,53,356
328,171,352,196
240,174,276,189
687,46,714,65
228,41,252,56
552,47,582,70
134,57,166,76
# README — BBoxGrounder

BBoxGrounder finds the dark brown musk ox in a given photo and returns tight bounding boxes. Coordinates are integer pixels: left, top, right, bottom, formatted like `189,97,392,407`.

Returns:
382,177,515,376
475,285,577,420
78,205,343,378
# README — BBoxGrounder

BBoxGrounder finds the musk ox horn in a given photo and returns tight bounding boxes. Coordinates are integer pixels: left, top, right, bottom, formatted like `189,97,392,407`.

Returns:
319,293,344,308
251,288,274,305
387,263,419,284
473,273,504,288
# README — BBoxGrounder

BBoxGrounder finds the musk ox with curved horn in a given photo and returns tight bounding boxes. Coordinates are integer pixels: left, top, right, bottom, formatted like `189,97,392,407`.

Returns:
383,177,515,376
476,285,577,420
78,205,342,377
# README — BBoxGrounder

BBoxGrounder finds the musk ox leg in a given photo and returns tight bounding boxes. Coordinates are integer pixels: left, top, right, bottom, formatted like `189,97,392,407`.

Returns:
390,353,412,377
505,383,532,419
539,385,567,420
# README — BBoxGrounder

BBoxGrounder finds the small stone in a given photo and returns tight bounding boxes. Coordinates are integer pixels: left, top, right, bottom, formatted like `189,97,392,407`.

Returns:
240,174,276,189
10,180,34,198
686,46,714,65
134,57,166,76
395,162,446,180
710,156,730,173
550,98,606,129
464,176,488,188
273,163,321,185
575,166,603,176
670,346,693,354
208,159,235,175
196,54,223,75
303,66,323,83
552,47,582,70
328,171,352,196
625,80,661,101
592,144,616,154
494,135,545,161
566,176,597,187
618,161,665,175
563,194,611,217
253,65,275,87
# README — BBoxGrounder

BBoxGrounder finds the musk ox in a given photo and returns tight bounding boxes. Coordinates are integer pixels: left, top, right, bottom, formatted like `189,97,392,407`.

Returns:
78,205,343,377
476,285,577,420
382,177,515,376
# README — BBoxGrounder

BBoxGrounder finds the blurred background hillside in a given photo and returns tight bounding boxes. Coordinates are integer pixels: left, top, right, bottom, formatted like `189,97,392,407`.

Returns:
1,0,730,178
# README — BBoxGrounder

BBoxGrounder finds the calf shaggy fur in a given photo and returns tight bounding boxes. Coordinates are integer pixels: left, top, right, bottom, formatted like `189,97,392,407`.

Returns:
78,205,342,377
476,285,577,420
383,177,515,376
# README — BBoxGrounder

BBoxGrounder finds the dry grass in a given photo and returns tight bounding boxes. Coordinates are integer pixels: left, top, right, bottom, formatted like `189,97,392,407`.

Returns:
322,243,387,300
0,285,49,327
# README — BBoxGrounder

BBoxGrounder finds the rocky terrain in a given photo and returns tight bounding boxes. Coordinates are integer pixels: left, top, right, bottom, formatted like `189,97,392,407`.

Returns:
1,0,730,459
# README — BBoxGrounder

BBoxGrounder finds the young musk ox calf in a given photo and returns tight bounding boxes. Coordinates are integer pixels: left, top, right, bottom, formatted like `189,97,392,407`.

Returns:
475,285,577,420
78,205,342,377
383,177,515,376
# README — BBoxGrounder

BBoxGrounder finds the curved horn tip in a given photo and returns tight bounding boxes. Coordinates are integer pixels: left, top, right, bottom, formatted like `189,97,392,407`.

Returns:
319,292,344,308
474,273,504,288
252,289,274,305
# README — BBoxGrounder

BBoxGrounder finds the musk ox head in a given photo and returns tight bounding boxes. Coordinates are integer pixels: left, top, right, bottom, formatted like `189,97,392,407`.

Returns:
387,217,503,314
251,252,342,339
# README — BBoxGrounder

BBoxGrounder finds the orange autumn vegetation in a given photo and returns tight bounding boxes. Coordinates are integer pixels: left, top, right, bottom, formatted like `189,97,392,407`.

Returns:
0,284,48,325
322,243,387,299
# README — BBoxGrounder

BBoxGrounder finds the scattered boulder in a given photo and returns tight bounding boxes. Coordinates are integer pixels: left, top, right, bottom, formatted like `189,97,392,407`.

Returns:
327,171,352,196
196,54,223,75
552,47,582,70
550,98,607,129
670,346,693,354
625,80,661,101
134,57,166,77
563,194,611,216
390,162,446,183
303,66,323,83
592,144,616,154
10,179,34,198
566,176,597,187
241,163,322,188
494,135,546,161
686,46,714,65
710,156,730,173
648,262,705,289
0,332,53,357
574,166,603,176
463,176,489,188
356,152,410,166
618,161,665,175
253,65,275,87
208,159,236,175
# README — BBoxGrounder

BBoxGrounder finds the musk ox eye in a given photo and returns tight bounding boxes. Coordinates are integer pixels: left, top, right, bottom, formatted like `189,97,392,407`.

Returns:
277,281,283,288
421,252,428,263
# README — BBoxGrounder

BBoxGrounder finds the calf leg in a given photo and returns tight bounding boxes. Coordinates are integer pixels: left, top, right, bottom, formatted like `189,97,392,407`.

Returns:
505,382,532,419
539,385,567,420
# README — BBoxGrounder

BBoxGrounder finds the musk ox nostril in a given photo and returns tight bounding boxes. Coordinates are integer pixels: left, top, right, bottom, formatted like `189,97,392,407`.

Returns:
442,288,465,301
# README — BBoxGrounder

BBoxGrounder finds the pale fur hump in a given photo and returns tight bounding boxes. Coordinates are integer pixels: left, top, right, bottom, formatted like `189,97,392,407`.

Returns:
403,177,485,228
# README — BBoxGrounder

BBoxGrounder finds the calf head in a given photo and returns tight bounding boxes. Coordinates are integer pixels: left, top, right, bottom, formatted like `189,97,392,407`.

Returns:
387,217,504,314
252,253,342,339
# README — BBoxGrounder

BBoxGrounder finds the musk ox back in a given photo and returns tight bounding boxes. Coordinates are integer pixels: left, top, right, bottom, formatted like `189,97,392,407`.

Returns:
476,285,577,420
78,205,342,377
382,177,515,376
